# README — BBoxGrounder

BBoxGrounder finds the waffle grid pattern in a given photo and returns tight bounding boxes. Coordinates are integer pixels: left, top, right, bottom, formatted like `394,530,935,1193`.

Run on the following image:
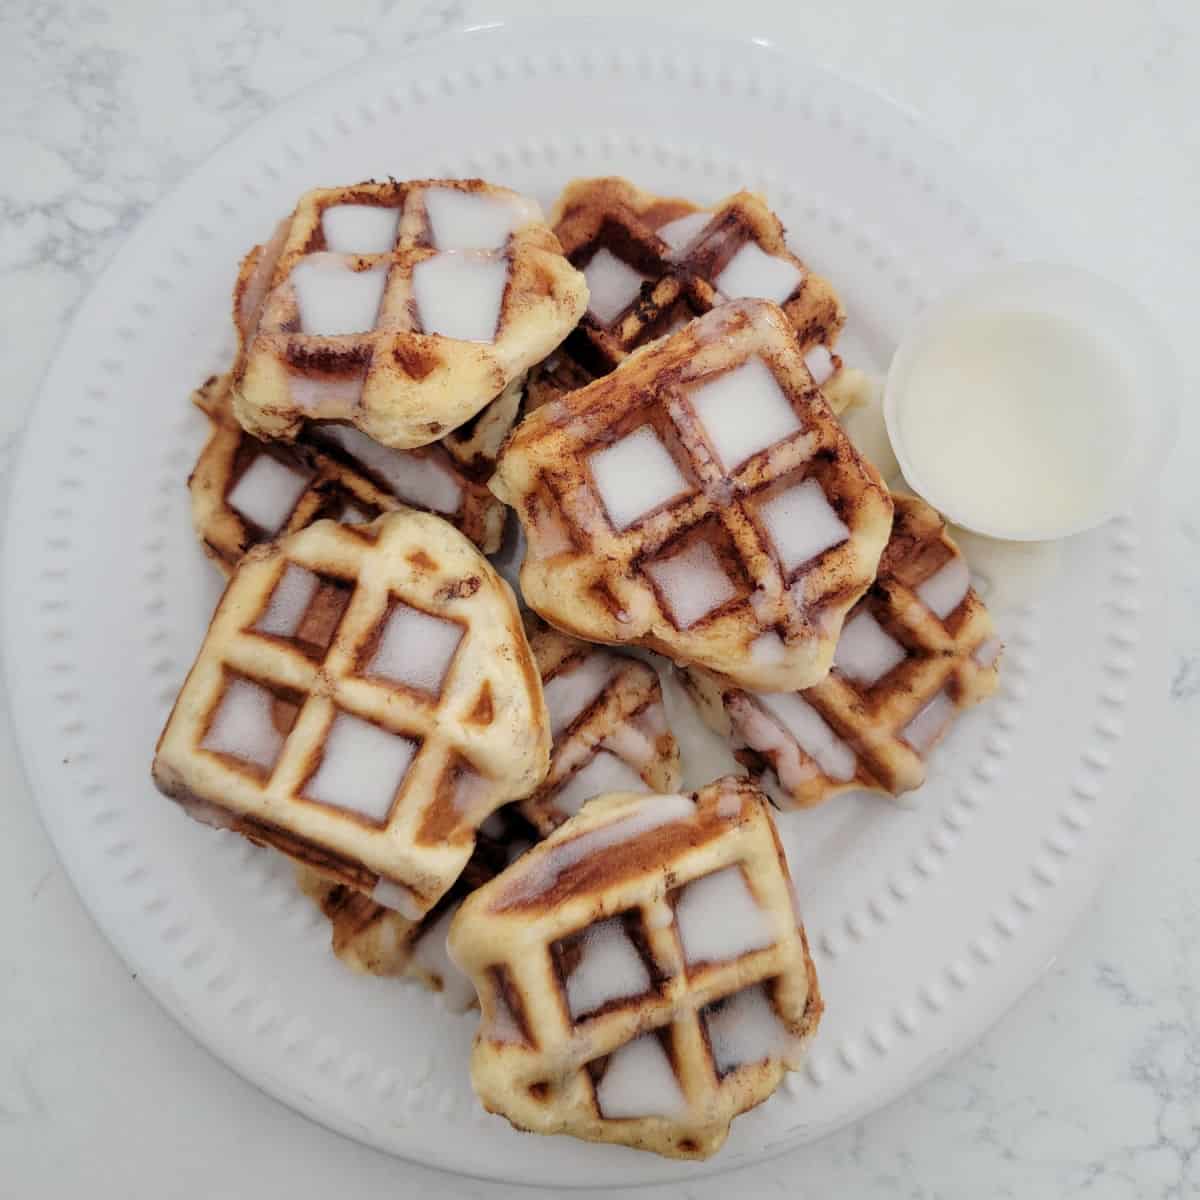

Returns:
495,299,893,692
450,781,822,1158
698,494,1002,807
529,178,845,407
232,180,587,448
189,373,516,570
519,621,681,836
153,513,548,914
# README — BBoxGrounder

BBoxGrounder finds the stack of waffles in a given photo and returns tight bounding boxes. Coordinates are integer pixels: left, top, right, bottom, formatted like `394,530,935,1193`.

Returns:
152,174,1000,1160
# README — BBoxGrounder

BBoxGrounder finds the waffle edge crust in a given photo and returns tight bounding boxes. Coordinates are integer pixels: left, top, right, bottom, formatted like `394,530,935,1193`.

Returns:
231,179,588,450
151,509,550,918
492,298,894,692
189,372,518,569
683,492,1003,807
448,778,822,1159
529,177,848,407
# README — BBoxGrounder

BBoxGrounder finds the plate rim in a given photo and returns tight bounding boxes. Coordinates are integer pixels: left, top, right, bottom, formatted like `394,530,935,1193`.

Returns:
1,16,1166,1186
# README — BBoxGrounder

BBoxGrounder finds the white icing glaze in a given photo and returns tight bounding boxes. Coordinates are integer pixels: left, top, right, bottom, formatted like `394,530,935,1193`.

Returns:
716,786,743,820
411,252,508,342
714,242,803,305
897,311,1130,538
543,653,617,737
290,255,388,335
757,479,849,572
588,425,690,530
602,715,660,771
202,677,284,771
974,635,1003,667
729,696,815,793
675,866,776,966
254,563,319,639
657,211,710,256
749,630,788,665
706,985,793,1074
411,904,476,1012
903,690,956,754
688,357,802,471
505,793,694,902
227,454,309,532
365,602,462,695
565,917,651,1019
551,751,648,820
636,696,668,736
833,610,907,685
487,991,523,1043
594,1034,686,1120
917,556,971,619
318,424,463,515
803,344,835,386
370,878,423,919
321,205,400,254
757,692,856,781
450,768,489,822
306,713,416,823
583,248,647,325
422,187,535,250
287,372,365,413
645,539,738,629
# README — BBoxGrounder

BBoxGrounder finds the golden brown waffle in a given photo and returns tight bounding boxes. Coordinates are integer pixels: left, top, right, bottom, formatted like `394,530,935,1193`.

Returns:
447,777,821,1159
231,179,587,449
189,373,517,571
298,619,680,983
526,177,846,410
152,510,550,918
492,299,894,693
295,803,539,1004
520,617,680,836
684,494,1002,807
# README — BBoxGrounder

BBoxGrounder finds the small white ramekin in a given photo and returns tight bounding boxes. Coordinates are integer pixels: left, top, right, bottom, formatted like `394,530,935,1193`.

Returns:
883,263,1180,541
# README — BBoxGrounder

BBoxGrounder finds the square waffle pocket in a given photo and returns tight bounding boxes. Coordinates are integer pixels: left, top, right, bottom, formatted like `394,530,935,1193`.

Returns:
528,176,849,410
492,298,894,693
231,179,587,449
152,510,550,919
684,493,1003,806
189,372,518,569
448,778,822,1159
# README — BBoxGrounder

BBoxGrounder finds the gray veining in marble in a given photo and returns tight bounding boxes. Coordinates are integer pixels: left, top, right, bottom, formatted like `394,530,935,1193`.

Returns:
1,1,1197,1197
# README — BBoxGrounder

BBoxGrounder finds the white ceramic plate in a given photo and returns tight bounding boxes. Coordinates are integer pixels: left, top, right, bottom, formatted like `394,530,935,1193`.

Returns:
2,19,1164,1187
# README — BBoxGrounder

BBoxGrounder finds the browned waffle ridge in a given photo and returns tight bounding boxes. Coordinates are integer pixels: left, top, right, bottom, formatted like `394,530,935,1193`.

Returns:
684,493,1002,806
300,617,681,984
231,179,587,449
189,372,516,570
527,177,847,409
492,298,894,692
448,777,821,1159
152,510,550,919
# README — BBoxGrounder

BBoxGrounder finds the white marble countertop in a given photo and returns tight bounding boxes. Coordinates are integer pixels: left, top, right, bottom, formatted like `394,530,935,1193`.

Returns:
2,1,1196,1196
